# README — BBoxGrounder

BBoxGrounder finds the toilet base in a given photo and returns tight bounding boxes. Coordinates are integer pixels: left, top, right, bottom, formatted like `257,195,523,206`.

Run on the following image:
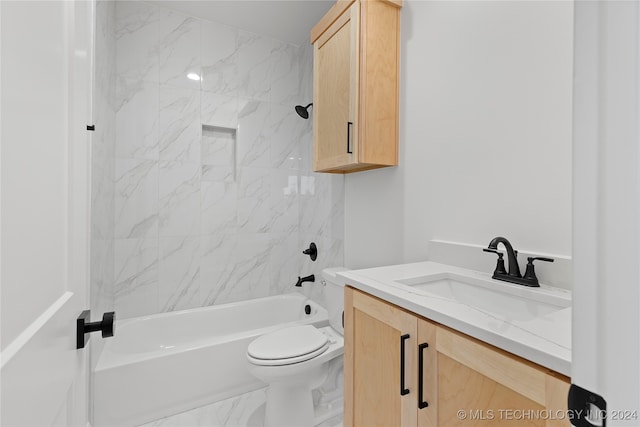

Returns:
264,382,315,427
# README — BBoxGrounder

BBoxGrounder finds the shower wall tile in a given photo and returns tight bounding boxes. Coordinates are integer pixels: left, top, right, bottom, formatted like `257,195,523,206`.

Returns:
237,31,278,101
113,238,159,318
114,158,159,239
158,9,201,90
237,101,270,168
115,79,159,160
269,103,304,170
271,42,300,105
159,85,201,162
200,232,271,305
268,233,300,296
159,236,201,312
300,173,345,239
115,1,159,83
201,181,237,235
158,160,201,237
201,92,238,128
269,169,299,234
201,164,235,183
298,44,314,104
237,167,271,233
201,21,239,96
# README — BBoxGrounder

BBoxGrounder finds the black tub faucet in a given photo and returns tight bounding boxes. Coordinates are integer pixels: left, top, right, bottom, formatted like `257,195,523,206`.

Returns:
294,274,315,287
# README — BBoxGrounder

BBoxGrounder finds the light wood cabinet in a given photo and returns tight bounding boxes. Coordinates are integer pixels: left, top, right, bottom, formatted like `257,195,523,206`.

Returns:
311,0,401,173
345,287,571,427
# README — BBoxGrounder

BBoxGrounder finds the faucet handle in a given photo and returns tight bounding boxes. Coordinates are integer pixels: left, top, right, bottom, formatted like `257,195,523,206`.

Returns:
528,256,554,263
522,257,554,286
483,248,507,276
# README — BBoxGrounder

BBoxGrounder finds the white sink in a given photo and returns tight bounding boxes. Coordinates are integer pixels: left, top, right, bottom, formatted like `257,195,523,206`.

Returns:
394,272,570,322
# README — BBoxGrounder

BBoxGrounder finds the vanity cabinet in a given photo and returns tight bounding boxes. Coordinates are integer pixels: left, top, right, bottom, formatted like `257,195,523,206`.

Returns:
310,0,401,173
344,287,571,427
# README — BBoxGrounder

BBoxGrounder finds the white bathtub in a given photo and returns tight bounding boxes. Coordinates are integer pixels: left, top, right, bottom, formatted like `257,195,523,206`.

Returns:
93,293,328,427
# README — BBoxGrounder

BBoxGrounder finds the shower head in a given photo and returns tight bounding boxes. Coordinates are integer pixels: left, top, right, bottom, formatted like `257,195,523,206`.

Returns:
295,103,313,119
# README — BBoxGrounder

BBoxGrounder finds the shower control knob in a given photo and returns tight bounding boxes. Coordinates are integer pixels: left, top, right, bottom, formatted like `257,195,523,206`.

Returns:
76,310,116,349
302,242,317,261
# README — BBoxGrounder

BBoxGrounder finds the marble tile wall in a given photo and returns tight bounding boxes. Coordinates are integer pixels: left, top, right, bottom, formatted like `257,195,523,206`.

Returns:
112,1,344,319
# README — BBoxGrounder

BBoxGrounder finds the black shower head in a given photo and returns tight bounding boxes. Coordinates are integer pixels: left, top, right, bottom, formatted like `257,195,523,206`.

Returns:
295,103,313,119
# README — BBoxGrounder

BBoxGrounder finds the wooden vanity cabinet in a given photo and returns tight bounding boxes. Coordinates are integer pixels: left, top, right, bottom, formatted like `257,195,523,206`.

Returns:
310,0,401,173
344,287,571,427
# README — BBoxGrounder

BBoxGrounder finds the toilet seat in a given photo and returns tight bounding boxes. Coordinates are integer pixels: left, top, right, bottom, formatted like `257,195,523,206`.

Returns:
247,325,329,366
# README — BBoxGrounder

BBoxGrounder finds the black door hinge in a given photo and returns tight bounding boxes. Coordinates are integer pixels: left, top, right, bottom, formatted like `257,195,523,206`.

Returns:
568,384,606,427
86,125,95,131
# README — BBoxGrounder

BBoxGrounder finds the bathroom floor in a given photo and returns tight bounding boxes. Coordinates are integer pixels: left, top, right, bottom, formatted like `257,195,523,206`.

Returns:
139,387,343,427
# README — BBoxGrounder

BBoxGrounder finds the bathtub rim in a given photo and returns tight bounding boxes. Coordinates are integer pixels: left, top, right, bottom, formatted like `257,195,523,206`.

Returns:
95,293,328,371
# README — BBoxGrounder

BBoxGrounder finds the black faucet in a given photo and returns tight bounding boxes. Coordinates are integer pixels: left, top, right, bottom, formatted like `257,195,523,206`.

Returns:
486,236,521,278
294,274,315,287
483,237,554,287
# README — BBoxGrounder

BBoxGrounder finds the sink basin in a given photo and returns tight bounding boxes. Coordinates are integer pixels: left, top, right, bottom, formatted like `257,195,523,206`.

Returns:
394,273,570,322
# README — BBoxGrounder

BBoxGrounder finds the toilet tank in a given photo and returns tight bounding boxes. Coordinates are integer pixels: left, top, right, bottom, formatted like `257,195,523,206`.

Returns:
322,267,349,336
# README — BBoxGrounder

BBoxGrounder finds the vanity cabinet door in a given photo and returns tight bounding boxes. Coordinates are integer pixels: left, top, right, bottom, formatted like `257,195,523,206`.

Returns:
344,287,417,427
428,326,571,427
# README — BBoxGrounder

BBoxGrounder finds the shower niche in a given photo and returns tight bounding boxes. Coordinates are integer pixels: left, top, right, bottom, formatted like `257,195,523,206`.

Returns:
201,125,237,182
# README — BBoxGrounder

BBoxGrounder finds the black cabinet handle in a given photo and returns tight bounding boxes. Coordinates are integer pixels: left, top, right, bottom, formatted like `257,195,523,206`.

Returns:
347,121,353,154
418,343,429,409
400,334,410,396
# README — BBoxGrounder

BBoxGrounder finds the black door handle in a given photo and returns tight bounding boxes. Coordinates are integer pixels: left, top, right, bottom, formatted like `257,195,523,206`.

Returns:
400,334,410,396
418,343,429,409
77,310,115,349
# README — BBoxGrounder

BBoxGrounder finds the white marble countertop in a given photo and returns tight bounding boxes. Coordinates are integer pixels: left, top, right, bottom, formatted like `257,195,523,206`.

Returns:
337,261,572,376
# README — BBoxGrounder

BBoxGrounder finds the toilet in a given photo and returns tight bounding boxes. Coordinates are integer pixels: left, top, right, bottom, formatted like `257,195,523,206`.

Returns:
246,267,347,427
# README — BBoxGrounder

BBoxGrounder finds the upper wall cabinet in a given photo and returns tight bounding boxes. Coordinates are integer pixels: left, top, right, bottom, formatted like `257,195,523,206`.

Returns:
311,0,402,173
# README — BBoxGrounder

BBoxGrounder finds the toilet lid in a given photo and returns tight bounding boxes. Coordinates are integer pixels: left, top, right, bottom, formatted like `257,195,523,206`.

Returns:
247,325,329,364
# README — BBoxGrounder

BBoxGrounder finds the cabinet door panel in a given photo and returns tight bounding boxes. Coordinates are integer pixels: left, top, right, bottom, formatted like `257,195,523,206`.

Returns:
353,310,402,426
438,355,545,427
313,4,357,171
345,287,417,427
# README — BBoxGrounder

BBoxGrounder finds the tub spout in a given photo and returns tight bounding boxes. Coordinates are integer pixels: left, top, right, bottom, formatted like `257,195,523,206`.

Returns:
294,274,315,287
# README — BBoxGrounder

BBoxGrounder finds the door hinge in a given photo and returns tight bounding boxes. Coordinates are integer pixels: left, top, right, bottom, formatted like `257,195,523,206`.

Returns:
568,383,606,427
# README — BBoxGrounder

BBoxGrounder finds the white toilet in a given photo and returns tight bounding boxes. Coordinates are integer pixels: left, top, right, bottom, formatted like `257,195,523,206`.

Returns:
246,267,347,427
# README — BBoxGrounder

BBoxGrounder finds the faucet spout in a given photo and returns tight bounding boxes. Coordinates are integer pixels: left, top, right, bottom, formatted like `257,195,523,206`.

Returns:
294,274,315,287
487,236,521,278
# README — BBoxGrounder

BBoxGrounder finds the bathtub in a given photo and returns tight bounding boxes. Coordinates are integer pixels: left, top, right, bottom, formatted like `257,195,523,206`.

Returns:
93,293,328,427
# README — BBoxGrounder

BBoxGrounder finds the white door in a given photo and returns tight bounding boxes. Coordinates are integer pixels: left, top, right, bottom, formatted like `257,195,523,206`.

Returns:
572,1,640,425
1,1,94,425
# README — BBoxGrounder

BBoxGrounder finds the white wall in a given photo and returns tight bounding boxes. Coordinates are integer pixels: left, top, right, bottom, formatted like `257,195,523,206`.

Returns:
345,0,574,287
